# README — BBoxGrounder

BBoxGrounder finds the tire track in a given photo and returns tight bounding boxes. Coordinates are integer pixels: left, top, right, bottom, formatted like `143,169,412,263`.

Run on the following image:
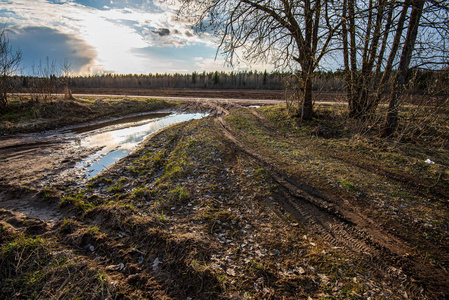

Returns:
249,107,449,201
215,114,399,255
213,111,442,298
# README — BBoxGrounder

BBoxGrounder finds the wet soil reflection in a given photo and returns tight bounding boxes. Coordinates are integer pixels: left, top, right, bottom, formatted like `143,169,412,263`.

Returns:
75,112,206,177
70,113,171,134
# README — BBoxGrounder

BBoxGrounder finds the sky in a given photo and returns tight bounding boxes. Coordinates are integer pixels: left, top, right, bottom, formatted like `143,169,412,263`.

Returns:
0,0,263,75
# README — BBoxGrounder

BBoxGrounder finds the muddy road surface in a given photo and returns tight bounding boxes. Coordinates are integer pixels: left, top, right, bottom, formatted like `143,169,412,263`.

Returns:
0,109,206,219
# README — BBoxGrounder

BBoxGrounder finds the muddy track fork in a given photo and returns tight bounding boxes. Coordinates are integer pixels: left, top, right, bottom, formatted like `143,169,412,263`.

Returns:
213,114,432,297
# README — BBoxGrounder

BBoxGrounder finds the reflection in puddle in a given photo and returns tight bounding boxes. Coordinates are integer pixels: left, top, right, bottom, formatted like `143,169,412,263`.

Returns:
71,113,171,134
76,112,206,177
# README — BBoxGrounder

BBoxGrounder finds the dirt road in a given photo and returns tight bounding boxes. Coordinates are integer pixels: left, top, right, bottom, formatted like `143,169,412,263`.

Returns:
1,97,447,299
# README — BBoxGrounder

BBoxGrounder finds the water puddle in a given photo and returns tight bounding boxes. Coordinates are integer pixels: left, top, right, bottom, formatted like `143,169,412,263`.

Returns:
70,112,171,134
74,112,206,178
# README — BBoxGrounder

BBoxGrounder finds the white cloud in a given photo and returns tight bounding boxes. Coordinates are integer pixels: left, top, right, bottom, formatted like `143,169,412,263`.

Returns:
194,57,232,72
0,0,218,74
194,53,275,73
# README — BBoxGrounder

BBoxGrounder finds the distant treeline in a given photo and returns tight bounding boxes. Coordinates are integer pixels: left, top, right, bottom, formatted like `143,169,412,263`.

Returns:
11,69,446,94
72,71,286,90
14,70,346,91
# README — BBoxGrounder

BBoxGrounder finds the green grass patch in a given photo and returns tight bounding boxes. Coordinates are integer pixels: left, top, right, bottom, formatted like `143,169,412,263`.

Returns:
339,180,358,191
108,177,127,193
170,185,190,202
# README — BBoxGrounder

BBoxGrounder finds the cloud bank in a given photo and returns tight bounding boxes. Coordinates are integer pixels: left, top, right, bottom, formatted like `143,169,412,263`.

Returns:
8,26,99,74
0,0,226,74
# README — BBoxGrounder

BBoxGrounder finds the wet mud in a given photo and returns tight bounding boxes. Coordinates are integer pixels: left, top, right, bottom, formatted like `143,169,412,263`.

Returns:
0,110,206,220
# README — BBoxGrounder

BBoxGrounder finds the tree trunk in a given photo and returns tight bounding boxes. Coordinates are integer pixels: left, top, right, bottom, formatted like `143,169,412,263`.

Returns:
302,73,314,121
347,0,358,115
342,0,354,112
0,75,8,110
0,91,7,110
350,0,386,119
381,0,424,137
371,0,411,113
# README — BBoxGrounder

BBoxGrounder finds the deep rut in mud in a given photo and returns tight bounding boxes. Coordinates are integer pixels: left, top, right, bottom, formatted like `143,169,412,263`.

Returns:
214,108,447,298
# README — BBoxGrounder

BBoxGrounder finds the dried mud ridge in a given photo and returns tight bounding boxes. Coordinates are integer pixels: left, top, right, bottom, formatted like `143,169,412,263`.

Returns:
214,104,448,298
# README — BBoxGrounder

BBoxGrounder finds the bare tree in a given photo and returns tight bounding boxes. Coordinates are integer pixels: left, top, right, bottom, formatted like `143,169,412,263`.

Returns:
341,0,410,118
381,0,425,136
341,0,448,135
0,26,22,111
182,0,342,120
30,57,58,102
61,58,75,100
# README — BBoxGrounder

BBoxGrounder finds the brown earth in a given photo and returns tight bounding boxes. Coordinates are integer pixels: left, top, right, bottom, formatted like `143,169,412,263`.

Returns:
216,106,449,298
71,88,288,100
71,87,444,105
0,97,448,299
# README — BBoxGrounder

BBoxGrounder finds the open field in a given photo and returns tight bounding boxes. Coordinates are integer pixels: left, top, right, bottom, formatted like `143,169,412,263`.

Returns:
70,88,288,100
0,95,448,299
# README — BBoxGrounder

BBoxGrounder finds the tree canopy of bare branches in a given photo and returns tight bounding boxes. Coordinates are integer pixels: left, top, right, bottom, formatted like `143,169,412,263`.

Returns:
340,0,448,133
185,0,447,133
182,0,342,120
0,26,22,110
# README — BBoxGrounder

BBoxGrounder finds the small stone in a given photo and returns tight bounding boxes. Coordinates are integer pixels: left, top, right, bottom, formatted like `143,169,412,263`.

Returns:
318,273,329,283
84,244,95,252
105,263,124,272
254,283,260,291
153,257,160,271
226,268,236,276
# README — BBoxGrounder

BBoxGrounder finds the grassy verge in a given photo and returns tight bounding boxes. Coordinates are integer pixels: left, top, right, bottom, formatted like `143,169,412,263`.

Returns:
225,104,449,283
0,96,178,134
0,214,116,298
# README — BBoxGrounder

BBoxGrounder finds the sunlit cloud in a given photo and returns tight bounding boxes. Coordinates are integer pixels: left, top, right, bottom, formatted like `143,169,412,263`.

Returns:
7,26,98,74
0,0,221,74
193,56,272,73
